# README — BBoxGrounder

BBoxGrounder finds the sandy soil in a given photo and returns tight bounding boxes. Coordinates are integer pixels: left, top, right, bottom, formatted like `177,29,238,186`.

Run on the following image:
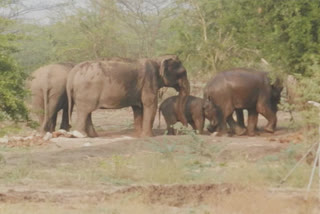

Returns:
0,108,319,213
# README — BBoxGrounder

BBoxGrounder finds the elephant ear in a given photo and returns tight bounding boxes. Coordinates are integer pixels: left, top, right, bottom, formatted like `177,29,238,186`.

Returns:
159,58,169,78
271,78,283,103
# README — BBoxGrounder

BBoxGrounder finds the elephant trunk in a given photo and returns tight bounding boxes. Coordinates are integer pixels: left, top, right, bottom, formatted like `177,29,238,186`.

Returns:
177,75,190,126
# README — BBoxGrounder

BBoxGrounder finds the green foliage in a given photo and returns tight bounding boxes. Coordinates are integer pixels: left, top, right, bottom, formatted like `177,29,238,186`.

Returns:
166,0,260,75
0,17,28,121
3,0,320,126
225,0,320,76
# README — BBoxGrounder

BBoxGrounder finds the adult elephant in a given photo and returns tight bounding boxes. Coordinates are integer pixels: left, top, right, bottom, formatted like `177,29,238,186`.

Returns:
67,55,190,137
203,68,283,136
31,63,74,133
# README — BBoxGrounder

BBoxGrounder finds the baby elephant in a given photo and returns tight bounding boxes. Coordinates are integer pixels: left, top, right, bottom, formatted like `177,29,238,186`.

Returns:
159,95,215,135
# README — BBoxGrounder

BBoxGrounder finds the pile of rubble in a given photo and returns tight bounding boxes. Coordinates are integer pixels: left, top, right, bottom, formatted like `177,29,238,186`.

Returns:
0,130,87,148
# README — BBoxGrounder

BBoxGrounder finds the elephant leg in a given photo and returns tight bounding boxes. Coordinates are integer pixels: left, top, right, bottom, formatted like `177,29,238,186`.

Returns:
167,125,175,135
207,124,217,133
235,109,245,128
49,112,58,132
193,117,204,134
75,109,90,137
86,113,98,137
217,106,234,136
42,93,61,133
60,104,70,131
189,121,196,130
163,117,176,135
227,115,246,136
132,106,143,136
32,93,45,133
257,103,277,133
247,109,258,136
141,93,157,137
141,104,157,137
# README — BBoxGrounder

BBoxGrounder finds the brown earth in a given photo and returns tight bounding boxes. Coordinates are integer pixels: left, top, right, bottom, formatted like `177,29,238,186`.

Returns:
0,108,319,213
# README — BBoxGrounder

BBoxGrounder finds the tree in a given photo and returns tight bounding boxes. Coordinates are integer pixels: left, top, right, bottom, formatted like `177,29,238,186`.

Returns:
224,0,320,76
166,0,259,75
0,17,28,121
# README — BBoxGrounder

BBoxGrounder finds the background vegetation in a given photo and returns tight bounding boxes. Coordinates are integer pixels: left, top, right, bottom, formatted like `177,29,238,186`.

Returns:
1,0,320,120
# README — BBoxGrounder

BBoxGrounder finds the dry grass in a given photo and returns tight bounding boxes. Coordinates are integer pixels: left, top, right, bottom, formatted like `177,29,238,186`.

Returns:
0,188,318,214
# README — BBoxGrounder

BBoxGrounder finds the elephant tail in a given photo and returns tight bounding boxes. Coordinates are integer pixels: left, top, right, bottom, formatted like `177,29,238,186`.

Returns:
43,80,49,131
66,70,74,125
67,79,73,125
158,105,161,129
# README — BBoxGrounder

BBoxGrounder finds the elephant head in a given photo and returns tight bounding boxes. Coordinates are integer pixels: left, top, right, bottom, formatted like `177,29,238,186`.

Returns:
203,99,219,133
270,77,283,112
157,55,190,126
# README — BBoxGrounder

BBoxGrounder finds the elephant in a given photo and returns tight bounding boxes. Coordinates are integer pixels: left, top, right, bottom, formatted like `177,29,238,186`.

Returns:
205,107,247,135
203,68,283,136
159,95,215,135
30,63,74,133
67,55,190,137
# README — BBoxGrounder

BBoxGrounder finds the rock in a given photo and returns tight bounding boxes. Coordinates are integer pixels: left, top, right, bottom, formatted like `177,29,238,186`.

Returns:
43,132,53,141
211,132,219,137
57,129,67,134
83,142,92,147
0,136,9,144
23,136,33,141
11,136,23,141
52,131,64,138
71,130,87,138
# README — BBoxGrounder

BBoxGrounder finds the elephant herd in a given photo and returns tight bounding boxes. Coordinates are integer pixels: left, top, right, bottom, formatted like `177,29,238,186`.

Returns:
30,55,283,138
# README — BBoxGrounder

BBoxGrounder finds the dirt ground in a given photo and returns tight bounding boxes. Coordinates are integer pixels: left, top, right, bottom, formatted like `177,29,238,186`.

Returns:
0,107,319,213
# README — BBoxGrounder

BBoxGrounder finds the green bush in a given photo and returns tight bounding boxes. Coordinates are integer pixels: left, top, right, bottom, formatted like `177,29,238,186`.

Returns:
0,17,28,121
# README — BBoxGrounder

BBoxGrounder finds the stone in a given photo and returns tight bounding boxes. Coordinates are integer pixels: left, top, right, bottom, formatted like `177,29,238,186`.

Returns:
23,136,33,141
0,136,9,144
57,129,67,134
83,142,92,147
43,132,53,141
11,136,23,141
71,130,87,138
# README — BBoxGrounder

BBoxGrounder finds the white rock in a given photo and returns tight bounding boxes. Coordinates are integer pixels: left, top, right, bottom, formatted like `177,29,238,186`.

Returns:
11,136,23,141
23,136,33,141
43,132,53,141
211,132,219,137
71,130,87,138
57,129,67,134
83,142,92,147
0,136,9,144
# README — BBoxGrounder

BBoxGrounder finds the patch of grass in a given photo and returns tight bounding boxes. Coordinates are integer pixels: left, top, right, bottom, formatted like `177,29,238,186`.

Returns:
0,123,23,137
0,158,35,184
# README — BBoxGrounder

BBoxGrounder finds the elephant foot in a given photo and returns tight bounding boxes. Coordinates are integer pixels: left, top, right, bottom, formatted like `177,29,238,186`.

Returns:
72,130,87,138
86,125,98,137
212,130,229,137
264,126,275,133
247,130,256,136
88,132,98,138
217,132,229,137
60,124,72,132
166,128,175,135
207,124,217,133
234,126,247,136
140,131,154,138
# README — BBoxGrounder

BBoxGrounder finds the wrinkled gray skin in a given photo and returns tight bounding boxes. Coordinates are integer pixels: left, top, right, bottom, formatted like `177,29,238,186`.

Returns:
204,68,283,136
159,95,215,135
31,63,74,133
67,55,190,137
